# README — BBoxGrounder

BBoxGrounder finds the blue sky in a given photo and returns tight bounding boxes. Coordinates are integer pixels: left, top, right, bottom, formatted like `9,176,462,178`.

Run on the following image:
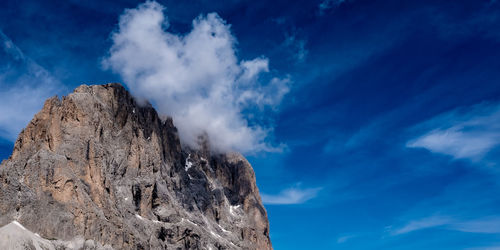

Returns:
1,0,500,249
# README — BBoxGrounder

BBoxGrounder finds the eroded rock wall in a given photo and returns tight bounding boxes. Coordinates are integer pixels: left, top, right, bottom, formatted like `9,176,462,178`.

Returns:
0,83,271,250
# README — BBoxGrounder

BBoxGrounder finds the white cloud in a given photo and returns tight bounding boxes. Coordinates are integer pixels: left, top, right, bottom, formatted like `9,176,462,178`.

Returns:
261,184,321,205
102,1,289,153
407,103,500,161
0,31,62,141
240,58,269,81
391,215,452,235
391,215,500,236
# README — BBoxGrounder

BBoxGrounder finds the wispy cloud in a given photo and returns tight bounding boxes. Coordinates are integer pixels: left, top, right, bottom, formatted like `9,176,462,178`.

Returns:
450,217,500,234
390,215,452,235
391,215,500,236
318,0,347,15
102,1,289,154
407,102,500,161
0,30,63,141
283,33,308,63
261,184,321,205
336,234,356,243
467,246,500,250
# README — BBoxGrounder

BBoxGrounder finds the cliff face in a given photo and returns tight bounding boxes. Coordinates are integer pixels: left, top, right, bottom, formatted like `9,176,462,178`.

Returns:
0,83,271,249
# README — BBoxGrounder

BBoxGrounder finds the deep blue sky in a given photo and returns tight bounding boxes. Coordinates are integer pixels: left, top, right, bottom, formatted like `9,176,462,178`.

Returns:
2,0,500,249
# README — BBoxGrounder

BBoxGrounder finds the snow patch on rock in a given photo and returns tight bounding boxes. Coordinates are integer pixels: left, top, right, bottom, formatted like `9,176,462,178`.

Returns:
185,154,193,171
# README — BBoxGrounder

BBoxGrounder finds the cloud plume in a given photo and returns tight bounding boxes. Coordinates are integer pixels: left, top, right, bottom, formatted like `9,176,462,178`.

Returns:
103,1,289,153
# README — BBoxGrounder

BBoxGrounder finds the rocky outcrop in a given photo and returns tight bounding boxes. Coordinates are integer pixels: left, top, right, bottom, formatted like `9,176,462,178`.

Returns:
0,83,271,249
0,221,113,250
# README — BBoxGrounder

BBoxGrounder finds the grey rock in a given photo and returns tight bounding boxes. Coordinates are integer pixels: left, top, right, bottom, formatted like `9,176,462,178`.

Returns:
0,221,112,250
0,83,272,249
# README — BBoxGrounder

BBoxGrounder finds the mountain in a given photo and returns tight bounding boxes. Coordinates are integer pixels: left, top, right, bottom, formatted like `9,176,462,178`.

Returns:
0,83,272,250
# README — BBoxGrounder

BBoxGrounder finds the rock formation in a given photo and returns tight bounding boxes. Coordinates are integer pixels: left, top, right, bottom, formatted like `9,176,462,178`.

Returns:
0,83,272,249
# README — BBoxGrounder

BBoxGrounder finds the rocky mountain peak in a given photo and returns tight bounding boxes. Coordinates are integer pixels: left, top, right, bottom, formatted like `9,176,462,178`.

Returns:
0,83,271,249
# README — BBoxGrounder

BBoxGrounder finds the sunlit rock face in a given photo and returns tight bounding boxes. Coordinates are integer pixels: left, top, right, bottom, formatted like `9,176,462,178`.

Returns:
0,83,271,250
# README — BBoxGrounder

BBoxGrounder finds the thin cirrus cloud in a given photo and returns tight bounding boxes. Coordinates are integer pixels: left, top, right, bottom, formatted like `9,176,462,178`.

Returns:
391,215,500,236
336,234,356,244
390,215,452,236
283,33,308,63
406,102,500,162
451,217,500,234
0,30,62,141
260,185,321,205
102,1,290,154
318,0,347,14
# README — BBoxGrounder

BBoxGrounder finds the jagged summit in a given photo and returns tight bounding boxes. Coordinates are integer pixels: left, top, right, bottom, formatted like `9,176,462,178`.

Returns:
0,83,271,249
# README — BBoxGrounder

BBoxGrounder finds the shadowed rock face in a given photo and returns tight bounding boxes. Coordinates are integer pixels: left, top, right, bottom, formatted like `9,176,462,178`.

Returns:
0,83,272,250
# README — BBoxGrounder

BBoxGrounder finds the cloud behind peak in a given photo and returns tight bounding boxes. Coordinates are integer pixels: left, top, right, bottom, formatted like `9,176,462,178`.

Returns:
103,1,289,154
